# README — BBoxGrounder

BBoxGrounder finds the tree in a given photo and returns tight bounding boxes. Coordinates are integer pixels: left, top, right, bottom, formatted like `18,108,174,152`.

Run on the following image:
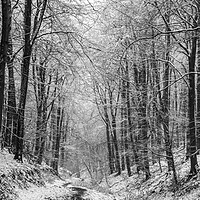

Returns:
0,0,11,134
196,0,200,152
32,52,49,164
51,99,64,173
159,0,177,183
93,81,115,174
188,25,198,177
14,0,47,161
120,58,131,176
5,20,17,150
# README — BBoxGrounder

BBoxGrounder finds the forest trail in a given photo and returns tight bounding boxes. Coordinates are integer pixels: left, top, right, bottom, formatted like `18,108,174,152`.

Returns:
0,150,115,200
2,149,200,199
16,181,114,200
16,179,115,200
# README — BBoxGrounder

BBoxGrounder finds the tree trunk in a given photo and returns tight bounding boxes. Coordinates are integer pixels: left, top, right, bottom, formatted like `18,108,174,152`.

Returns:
0,0,11,134
120,103,125,171
124,62,131,176
54,105,62,172
140,60,150,180
120,70,126,171
6,33,17,151
51,105,57,170
133,64,142,173
188,32,198,176
93,81,115,174
174,72,179,148
14,0,32,161
196,2,200,150
161,7,177,184
37,92,48,164
151,31,163,168
4,2,17,150
134,62,150,180
111,117,121,175
109,89,121,175
103,97,114,174
32,55,48,164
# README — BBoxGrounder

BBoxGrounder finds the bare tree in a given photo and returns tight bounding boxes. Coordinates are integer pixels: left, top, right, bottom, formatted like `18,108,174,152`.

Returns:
0,0,11,134
14,0,48,161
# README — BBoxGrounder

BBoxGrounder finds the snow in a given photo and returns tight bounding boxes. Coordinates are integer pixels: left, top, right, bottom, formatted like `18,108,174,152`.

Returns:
2,148,200,200
16,181,115,200
16,184,73,200
0,150,116,200
97,147,200,200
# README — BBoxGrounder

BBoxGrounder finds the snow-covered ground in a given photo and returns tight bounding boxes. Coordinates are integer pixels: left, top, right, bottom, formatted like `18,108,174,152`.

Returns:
1,148,200,200
98,147,200,200
16,184,73,200
0,150,115,200
16,180,114,200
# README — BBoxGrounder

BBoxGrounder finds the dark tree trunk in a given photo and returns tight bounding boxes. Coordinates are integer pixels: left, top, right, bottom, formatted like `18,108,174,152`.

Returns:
33,58,42,158
37,95,48,164
6,33,17,150
196,2,200,150
109,89,121,175
60,146,65,167
14,0,47,161
51,105,57,170
120,103,125,171
120,69,125,171
4,1,17,150
123,61,131,176
0,0,11,134
140,60,150,180
188,32,198,176
14,0,32,161
32,55,48,164
111,117,121,175
174,72,179,148
51,95,64,172
53,105,62,172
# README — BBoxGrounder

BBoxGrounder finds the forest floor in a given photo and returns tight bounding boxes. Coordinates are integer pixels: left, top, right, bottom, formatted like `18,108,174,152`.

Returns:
99,147,200,200
1,147,200,199
0,150,114,200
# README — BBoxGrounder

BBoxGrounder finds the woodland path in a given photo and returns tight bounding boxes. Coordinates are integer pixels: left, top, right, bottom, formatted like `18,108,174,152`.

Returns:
16,178,115,200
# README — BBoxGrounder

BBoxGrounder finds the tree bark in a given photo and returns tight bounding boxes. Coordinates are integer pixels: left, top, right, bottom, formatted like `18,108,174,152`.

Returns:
14,0,47,161
32,55,48,164
93,81,115,174
134,62,150,180
140,60,150,180
103,97,114,174
160,6,177,184
6,33,17,150
120,102,125,171
109,89,121,175
0,0,11,134
188,31,198,176
124,61,131,176
51,105,57,170
53,105,62,172
14,0,32,161
196,1,200,151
